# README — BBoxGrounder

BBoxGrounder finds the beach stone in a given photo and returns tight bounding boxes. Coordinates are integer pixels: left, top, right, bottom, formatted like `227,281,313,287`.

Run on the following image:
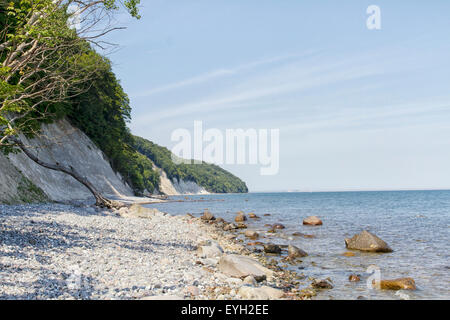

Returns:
244,230,259,239
264,244,282,254
349,274,361,282
243,276,257,286
288,245,308,258
226,278,243,286
223,223,238,231
342,251,356,257
121,204,161,219
248,213,258,219
238,286,284,300
186,286,200,296
201,210,215,221
236,222,248,229
345,230,393,252
235,212,247,222
303,216,323,226
217,254,274,281
374,278,416,290
311,279,333,289
197,242,223,258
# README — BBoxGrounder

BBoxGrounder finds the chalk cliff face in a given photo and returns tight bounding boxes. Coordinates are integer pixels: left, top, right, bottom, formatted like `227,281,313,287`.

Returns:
0,119,210,204
153,163,209,196
0,119,134,203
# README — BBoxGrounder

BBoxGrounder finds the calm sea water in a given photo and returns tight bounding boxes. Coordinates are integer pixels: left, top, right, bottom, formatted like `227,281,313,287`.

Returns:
146,190,450,300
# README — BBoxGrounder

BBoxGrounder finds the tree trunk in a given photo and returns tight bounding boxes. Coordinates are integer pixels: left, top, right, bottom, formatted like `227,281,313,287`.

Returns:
10,137,124,209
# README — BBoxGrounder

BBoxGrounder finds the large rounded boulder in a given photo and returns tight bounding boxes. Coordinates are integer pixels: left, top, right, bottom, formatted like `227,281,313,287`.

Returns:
345,230,392,253
303,216,323,226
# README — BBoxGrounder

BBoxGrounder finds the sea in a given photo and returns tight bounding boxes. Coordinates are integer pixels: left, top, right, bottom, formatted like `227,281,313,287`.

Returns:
145,190,450,300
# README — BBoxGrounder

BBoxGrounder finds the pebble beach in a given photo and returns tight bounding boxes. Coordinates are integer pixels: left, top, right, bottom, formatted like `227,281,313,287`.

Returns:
0,203,302,300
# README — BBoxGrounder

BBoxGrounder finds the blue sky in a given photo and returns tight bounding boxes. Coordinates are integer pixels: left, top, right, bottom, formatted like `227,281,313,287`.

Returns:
105,0,450,192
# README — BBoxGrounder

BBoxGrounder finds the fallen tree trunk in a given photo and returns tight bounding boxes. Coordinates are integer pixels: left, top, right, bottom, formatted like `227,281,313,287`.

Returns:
10,137,125,209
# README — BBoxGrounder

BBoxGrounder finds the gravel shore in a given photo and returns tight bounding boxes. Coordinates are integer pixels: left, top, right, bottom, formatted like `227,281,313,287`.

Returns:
0,203,294,300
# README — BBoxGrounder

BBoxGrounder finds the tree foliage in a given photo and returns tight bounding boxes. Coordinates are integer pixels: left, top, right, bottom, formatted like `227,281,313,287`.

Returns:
133,136,248,194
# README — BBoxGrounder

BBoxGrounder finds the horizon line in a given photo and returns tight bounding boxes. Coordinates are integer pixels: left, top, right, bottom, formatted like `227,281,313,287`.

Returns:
247,188,450,194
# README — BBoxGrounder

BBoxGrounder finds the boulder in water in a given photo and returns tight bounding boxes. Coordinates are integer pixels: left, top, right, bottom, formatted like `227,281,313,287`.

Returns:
374,278,416,290
345,230,392,252
235,212,247,222
303,216,323,226
288,245,308,258
201,210,215,221
245,230,259,239
264,244,282,254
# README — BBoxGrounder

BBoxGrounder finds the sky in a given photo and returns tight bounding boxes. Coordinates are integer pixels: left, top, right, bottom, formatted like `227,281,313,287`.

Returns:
104,0,450,192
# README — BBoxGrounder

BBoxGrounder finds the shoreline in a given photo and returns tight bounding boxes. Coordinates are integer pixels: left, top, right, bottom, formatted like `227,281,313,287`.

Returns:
0,202,309,300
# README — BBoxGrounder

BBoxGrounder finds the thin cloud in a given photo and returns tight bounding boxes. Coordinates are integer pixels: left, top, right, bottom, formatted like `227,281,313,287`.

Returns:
132,51,315,98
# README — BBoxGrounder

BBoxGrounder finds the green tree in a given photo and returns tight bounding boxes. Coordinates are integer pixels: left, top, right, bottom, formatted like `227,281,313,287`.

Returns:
0,0,141,207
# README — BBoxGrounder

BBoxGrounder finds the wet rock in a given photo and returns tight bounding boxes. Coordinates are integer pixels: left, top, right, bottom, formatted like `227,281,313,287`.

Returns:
235,212,247,222
288,245,308,258
248,213,259,219
311,279,333,289
217,254,274,282
201,210,215,221
244,230,259,239
236,222,248,229
374,278,416,290
349,274,361,282
303,216,323,226
263,214,271,216
264,244,282,254
345,230,392,252
342,251,356,257
272,223,285,230
238,286,284,300
223,223,238,231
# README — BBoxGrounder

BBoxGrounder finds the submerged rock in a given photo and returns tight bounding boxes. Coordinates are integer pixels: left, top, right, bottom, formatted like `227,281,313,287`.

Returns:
248,213,259,219
345,230,393,252
374,278,416,290
342,251,356,257
292,232,315,238
288,245,308,258
272,223,285,230
303,216,323,226
217,254,273,281
264,244,282,254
